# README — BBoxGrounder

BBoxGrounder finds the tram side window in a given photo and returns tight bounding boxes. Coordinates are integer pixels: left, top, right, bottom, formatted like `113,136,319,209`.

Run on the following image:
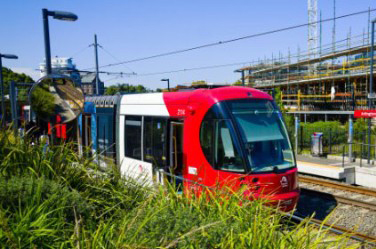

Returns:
200,121,214,165
200,118,244,172
124,116,142,160
214,120,244,172
143,117,167,167
144,117,153,162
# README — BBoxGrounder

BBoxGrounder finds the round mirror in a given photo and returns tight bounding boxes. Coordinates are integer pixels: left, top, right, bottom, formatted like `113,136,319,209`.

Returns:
29,74,84,123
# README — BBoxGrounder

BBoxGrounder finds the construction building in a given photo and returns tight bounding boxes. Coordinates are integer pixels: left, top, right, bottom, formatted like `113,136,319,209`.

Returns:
236,33,376,122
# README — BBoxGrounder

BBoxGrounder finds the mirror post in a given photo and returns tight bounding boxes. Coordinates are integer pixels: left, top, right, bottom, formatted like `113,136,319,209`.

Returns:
0,53,18,127
9,81,18,133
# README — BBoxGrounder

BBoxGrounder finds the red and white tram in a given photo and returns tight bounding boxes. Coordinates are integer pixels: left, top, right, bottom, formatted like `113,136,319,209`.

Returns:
115,86,299,210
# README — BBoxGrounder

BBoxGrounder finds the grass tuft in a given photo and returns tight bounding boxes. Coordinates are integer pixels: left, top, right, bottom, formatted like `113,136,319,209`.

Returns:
0,130,361,248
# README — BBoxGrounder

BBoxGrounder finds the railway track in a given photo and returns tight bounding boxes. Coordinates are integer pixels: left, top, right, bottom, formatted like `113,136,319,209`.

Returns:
297,175,376,246
287,213,376,247
299,175,376,197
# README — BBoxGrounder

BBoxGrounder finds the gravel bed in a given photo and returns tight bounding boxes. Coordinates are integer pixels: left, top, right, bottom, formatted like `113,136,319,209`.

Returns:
295,188,376,239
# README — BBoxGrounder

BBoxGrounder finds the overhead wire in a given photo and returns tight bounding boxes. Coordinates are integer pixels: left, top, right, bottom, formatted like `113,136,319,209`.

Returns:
99,46,136,74
135,61,257,77
131,31,371,77
69,45,91,59
105,75,123,82
80,8,376,70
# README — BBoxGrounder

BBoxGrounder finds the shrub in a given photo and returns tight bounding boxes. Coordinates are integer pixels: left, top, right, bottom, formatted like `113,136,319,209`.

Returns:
0,130,361,248
300,121,347,148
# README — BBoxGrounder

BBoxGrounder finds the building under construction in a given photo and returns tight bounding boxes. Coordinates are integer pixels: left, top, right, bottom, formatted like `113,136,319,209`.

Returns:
237,33,376,122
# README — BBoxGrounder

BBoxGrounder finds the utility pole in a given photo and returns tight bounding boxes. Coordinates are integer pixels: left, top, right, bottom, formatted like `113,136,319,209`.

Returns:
332,0,336,53
368,18,376,164
94,34,100,95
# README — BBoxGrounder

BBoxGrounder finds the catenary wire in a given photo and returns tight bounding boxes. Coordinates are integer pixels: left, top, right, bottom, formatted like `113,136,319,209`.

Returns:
81,8,376,70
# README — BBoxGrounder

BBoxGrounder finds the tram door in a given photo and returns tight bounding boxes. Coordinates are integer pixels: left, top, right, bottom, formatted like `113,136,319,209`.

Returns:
170,122,184,178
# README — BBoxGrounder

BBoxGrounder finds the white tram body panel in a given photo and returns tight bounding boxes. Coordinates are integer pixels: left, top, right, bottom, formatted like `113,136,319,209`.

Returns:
120,93,169,116
118,93,170,185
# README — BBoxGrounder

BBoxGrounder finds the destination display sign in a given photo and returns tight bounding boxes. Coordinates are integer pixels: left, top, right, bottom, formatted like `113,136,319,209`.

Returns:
354,110,376,118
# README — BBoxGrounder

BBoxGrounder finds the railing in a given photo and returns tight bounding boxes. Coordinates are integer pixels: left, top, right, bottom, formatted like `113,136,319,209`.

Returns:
298,127,348,155
341,142,376,167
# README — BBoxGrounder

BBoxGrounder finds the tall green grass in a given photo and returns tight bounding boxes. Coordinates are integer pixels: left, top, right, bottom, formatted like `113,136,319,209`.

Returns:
0,129,360,248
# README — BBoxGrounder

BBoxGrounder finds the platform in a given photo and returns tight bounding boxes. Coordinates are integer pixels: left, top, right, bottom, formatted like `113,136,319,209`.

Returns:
355,166,376,188
296,155,356,184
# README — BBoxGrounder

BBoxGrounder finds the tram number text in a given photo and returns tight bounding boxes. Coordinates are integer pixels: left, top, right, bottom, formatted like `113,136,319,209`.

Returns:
177,109,186,116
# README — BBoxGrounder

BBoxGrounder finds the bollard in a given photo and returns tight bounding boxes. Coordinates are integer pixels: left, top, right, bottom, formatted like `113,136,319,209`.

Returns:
360,145,362,167
348,115,353,163
329,128,332,154
342,145,345,167
295,116,299,155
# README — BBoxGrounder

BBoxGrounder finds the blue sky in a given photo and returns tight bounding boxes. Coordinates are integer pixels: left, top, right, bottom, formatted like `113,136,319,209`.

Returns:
1,0,375,89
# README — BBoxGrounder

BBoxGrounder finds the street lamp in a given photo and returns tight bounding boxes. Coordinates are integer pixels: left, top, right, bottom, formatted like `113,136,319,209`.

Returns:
42,8,78,75
234,69,245,86
161,78,170,91
368,17,376,164
0,53,18,127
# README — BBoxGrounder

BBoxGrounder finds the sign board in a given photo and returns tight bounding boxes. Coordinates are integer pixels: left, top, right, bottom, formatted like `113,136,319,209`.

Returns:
368,93,376,99
354,110,376,118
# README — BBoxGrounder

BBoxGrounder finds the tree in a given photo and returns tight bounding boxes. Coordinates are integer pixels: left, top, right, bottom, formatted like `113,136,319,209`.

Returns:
274,87,294,129
30,83,55,120
1,67,34,95
104,83,149,95
191,80,207,86
233,80,242,86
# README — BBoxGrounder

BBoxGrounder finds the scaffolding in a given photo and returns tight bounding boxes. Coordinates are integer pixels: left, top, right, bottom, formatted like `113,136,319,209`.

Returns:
238,32,375,114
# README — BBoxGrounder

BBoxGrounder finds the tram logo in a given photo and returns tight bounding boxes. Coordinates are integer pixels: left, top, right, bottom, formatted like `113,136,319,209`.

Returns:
280,176,288,188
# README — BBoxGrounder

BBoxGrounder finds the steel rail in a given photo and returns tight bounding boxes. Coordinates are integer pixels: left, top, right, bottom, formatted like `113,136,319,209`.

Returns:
287,213,376,246
299,175,376,197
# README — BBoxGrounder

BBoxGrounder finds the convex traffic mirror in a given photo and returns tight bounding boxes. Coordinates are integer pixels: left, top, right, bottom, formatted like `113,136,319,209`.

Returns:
29,74,84,123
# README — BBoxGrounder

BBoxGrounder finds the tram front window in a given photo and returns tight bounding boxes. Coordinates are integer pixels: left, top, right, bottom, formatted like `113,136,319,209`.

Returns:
226,99,295,173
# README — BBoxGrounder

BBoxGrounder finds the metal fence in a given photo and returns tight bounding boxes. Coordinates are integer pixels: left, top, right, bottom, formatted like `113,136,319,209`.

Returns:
298,127,348,155
341,142,376,167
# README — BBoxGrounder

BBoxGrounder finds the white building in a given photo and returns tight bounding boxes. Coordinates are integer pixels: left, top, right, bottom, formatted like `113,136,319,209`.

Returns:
39,57,81,84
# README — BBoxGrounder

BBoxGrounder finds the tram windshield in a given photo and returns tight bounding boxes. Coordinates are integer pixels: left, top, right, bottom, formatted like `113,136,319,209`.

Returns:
226,99,295,173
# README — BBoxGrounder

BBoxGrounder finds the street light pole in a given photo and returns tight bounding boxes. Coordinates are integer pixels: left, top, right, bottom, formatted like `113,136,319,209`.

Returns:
234,69,245,86
42,8,78,75
161,78,170,91
41,9,77,143
368,18,376,164
0,53,18,127
42,9,52,75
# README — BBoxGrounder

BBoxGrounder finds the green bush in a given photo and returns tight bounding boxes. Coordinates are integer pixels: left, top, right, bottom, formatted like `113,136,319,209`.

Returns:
300,121,347,147
0,130,360,248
